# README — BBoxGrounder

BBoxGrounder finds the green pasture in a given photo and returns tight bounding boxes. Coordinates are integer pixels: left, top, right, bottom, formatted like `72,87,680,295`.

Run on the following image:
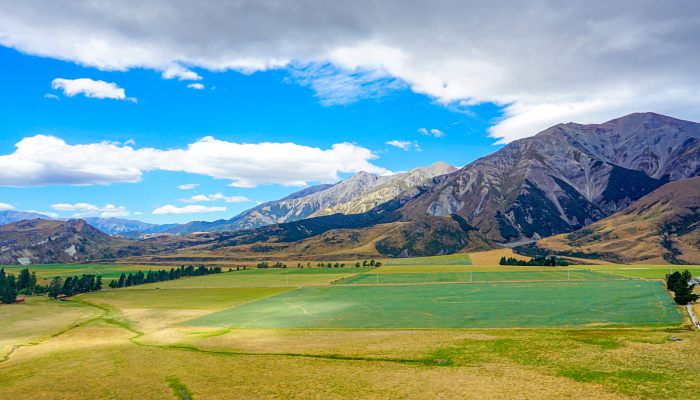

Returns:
381,253,472,266
187,280,681,329
592,265,700,279
335,269,623,285
0,264,158,282
79,287,292,310
134,267,362,288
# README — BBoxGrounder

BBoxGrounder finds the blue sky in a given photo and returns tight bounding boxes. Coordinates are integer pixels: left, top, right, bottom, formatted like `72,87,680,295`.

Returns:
1,2,695,224
0,46,503,223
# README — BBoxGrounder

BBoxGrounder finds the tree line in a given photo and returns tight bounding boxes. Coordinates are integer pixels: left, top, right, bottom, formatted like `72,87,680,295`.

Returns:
1,268,49,304
666,270,699,305
48,275,102,298
108,265,223,288
499,256,569,266
256,260,383,269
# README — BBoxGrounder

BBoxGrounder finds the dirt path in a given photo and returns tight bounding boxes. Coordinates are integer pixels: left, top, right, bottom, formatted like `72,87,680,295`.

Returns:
687,303,700,330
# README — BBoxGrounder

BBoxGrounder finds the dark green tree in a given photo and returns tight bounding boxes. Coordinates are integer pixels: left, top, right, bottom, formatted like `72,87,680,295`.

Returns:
48,277,62,298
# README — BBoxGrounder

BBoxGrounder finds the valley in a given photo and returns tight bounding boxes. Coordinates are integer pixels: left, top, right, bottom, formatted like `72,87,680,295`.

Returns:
2,252,699,399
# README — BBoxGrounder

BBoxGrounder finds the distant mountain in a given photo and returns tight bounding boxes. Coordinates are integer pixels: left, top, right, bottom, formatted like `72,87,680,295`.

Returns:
529,176,700,264
0,219,125,264
165,163,455,235
311,162,457,217
400,112,700,242
137,197,491,261
0,210,54,225
83,217,174,237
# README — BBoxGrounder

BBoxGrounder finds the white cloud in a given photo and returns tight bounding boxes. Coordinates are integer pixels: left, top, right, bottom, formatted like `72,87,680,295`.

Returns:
178,183,199,190
181,193,250,203
162,64,202,81
386,140,421,151
153,205,226,215
50,202,129,218
0,202,16,211
418,128,444,138
0,135,390,187
187,83,205,90
51,78,136,102
3,2,700,141
43,93,59,100
28,210,59,218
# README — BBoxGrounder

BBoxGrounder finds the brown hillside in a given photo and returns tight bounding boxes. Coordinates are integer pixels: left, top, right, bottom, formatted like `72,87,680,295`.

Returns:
534,177,700,264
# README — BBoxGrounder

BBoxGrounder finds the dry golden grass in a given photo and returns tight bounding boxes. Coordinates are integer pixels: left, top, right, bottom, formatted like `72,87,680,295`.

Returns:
468,248,528,265
0,296,100,360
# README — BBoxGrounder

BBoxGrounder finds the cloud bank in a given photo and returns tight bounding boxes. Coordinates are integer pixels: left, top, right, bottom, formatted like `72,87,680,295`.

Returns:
2,1,700,141
0,135,389,187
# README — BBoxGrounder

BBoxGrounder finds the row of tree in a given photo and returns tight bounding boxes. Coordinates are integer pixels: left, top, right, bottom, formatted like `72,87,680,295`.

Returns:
666,270,699,305
499,256,569,266
48,275,102,298
256,260,383,269
1,268,50,304
257,262,286,269
108,265,223,288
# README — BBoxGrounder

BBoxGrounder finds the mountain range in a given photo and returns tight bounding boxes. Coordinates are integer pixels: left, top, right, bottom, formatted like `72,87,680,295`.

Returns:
0,112,697,265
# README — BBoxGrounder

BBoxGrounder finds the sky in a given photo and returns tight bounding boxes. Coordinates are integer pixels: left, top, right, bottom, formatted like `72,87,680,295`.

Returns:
0,1,698,224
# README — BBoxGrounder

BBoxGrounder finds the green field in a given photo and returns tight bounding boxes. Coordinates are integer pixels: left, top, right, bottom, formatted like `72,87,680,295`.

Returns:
2,259,699,399
336,269,622,285
382,253,472,265
0,263,161,282
134,267,363,288
595,265,700,279
186,280,681,329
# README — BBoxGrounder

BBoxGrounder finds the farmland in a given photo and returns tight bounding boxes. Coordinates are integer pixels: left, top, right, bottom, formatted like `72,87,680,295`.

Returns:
187,280,680,329
1,254,699,399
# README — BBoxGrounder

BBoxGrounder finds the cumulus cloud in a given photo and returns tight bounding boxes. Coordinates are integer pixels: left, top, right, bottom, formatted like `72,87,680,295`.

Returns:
0,202,16,211
51,202,129,218
0,135,389,187
152,205,226,215
2,1,700,141
181,193,250,203
51,78,135,101
187,83,205,90
178,183,199,190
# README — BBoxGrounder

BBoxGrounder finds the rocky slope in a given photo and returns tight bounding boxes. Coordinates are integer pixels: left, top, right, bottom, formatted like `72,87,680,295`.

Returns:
0,219,126,264
529,176,700,264
401,112,700,242
166,163,455,235
312,162,456,217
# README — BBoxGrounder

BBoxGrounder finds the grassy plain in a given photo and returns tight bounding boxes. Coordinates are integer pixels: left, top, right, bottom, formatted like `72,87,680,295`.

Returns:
2,255,699,399
134,267,363,288
337,269,622,284
187,280,680,329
